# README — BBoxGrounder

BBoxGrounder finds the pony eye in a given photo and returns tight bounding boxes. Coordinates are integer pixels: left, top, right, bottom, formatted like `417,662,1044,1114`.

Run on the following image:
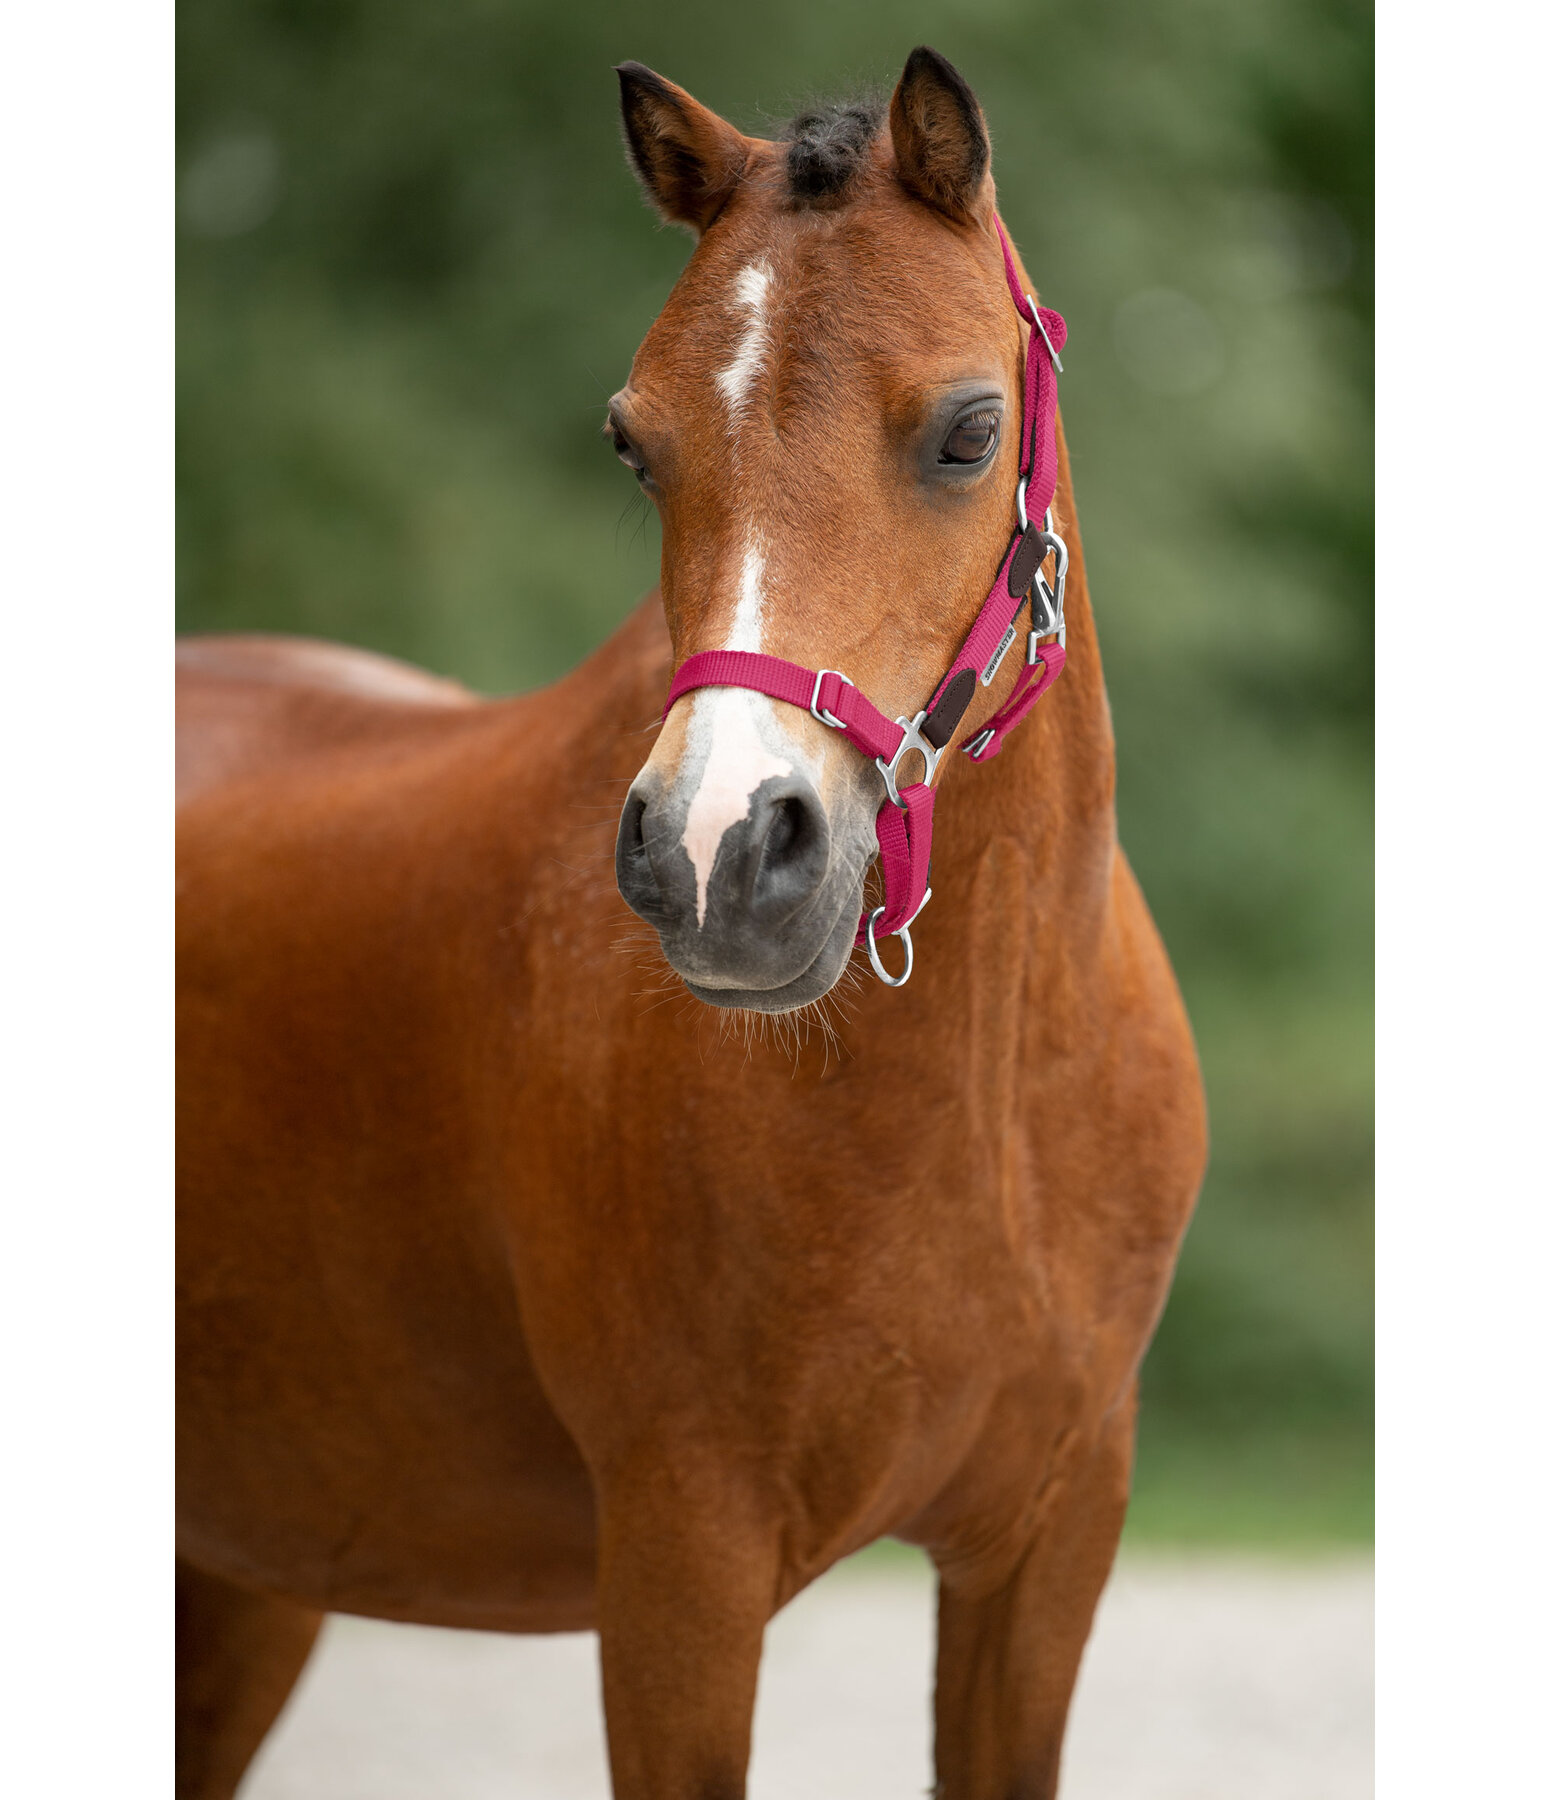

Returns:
939,411,1000,465
608,422,648,479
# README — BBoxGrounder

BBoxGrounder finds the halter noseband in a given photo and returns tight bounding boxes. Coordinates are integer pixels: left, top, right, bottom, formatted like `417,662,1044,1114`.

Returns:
661,216,1069,990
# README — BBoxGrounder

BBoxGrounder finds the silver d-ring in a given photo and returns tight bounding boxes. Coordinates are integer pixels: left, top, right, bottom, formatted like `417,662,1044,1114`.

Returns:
1015,473,1031,534
865,908,914,988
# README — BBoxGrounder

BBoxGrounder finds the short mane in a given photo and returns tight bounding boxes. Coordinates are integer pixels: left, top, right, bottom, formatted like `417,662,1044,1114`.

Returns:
781,97,884,204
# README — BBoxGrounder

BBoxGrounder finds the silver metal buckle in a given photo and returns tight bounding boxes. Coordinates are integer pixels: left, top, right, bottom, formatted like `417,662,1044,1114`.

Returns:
1028,296,1064,372
875,709,944,808
864,887,931,988
964,726,996,760
1031,510,1069,650
809,668,853,729
1015,473,1031,534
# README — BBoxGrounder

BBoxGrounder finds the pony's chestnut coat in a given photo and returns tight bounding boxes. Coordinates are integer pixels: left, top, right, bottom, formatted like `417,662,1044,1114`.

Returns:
177,47,1207,1800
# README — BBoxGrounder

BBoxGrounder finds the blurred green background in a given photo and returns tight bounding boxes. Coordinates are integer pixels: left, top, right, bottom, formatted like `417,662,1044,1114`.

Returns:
177,1,1372,1546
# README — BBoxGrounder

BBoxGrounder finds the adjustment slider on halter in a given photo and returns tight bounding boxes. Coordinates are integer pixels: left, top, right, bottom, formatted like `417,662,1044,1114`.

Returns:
809,668,853,729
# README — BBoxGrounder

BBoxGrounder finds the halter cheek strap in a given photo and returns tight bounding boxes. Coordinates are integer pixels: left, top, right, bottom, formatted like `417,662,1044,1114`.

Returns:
661,215,1069,989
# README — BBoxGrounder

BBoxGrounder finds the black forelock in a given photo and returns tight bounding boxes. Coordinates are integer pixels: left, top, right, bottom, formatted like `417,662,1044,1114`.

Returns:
781,96,884,204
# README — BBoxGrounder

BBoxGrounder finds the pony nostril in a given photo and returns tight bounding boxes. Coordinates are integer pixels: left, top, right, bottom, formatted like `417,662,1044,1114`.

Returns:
615,790,667,921
750,785,828,921
761,796,806,870
618,791,648,859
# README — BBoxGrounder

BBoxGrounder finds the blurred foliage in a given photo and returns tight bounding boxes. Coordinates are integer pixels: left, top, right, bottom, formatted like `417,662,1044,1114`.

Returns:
177,0,1372,1541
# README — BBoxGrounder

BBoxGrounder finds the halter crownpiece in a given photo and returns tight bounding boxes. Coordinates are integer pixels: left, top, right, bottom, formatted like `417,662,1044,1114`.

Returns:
661,215,1068,989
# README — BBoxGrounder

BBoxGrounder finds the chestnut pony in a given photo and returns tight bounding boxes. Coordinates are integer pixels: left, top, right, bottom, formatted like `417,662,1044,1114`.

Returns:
177,47,1206,1800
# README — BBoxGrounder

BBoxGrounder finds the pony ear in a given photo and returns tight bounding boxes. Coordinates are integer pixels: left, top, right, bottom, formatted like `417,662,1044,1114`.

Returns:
615,63,749,235
888,46,992,227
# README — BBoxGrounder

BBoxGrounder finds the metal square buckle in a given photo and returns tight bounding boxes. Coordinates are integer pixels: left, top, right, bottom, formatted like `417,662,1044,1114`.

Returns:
809,668,853,729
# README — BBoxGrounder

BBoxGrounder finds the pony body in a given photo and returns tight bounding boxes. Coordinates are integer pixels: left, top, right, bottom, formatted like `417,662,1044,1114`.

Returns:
177,47,1207,1800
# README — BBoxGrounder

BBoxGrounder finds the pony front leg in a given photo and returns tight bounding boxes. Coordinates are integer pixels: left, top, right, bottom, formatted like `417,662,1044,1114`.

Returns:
594,1459,781,1800
929,1397,1136,1800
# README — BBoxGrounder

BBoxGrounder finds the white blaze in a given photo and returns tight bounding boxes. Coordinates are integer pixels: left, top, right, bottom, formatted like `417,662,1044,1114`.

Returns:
681,695,793,929
726,532,766,651
713,261,773,416
681,537,791,927
680,263,811,929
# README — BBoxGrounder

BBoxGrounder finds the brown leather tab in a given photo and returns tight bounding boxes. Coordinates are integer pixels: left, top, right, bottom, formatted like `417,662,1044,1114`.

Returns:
1007,528,1053,600
922,667,977,748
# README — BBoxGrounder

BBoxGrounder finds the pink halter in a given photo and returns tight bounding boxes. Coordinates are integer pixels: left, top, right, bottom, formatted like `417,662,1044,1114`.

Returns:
662,217,1069,988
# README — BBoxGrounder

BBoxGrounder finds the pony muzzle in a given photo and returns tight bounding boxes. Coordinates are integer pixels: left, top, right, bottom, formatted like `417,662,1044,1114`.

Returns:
615,769,863,1011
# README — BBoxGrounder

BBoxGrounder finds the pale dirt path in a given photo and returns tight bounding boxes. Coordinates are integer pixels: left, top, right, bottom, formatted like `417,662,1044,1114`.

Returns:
241,1553,1372,1799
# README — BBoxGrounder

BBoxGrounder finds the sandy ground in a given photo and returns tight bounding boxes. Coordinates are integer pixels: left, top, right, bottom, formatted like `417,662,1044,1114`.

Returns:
242,1552,1372,1799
